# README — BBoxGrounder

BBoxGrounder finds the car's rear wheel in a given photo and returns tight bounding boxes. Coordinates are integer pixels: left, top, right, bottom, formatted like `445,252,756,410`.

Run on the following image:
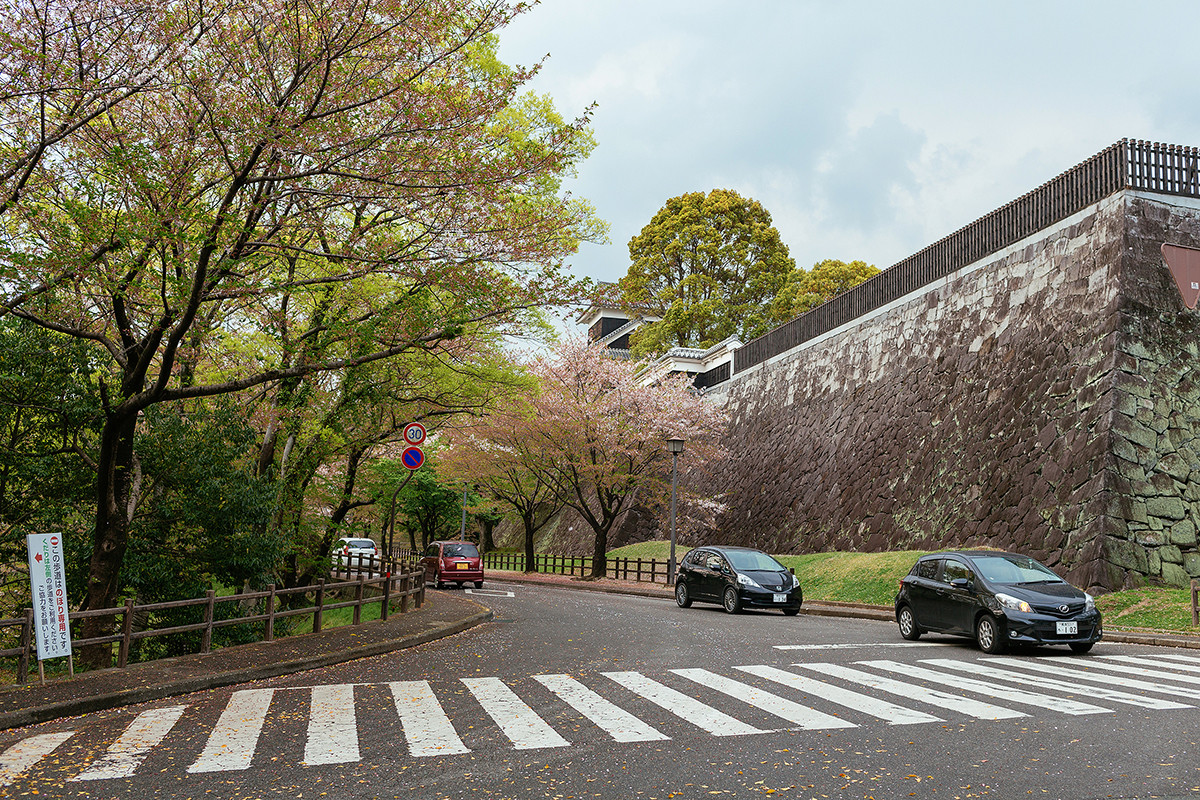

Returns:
975,613,1006,654
897,605,921,640
1069,642,1094,654
675,582,692,608
474,581,484,589
432,571,444,589
456,582,464,589
722,587,742,614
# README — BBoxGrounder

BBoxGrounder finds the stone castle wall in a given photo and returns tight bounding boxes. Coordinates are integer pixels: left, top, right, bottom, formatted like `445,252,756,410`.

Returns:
691,191,1200,592
1104,194,1200,588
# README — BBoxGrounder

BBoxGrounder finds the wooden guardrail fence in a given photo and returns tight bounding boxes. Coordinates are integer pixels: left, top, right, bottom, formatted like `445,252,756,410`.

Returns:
0,560,424,685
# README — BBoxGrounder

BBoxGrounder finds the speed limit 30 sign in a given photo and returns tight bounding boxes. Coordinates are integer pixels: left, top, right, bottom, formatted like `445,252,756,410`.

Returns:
403,422,426,446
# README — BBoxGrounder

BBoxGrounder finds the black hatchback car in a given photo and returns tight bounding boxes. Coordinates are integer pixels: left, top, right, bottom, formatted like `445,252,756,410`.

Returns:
895,551,1102,654
675,546,802,615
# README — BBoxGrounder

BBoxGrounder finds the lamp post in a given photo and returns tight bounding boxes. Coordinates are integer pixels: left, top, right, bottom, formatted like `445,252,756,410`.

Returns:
459,485,468,540
667,438,685,584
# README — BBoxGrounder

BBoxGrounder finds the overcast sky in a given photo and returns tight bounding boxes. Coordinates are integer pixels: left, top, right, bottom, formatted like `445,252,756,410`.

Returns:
497,0,1200,304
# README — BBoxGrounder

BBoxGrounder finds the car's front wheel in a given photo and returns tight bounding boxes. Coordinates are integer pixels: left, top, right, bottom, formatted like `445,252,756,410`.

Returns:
975,613,1006,654
782,607,799,616
722,587,742,614
897,605,921,640
1069,642,1094,654
675,582,692,608
474,581,484,589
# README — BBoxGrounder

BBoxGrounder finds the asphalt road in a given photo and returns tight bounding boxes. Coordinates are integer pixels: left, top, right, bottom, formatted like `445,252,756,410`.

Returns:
2,582,1199,799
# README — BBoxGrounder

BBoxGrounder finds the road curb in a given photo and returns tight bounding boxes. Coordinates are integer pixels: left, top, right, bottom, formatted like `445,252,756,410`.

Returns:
0,607,493,731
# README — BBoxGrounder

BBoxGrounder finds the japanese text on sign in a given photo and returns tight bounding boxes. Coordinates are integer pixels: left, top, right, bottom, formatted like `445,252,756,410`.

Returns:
26,533,72,660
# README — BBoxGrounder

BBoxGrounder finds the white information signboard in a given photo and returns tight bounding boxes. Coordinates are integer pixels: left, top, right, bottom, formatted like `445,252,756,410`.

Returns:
26,533,72,660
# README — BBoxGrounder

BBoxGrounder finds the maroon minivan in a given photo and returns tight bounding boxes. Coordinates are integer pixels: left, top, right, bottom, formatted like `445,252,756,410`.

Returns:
422,540,484,589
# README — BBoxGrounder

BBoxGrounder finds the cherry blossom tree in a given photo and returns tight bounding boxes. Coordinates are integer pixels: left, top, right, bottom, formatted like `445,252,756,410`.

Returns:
0,0,602,664
441,392,566,573
525,339,728,578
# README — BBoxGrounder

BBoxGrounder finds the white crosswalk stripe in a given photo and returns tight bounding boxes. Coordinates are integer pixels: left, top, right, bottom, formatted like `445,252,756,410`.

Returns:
305,684,359,765
984,656,1200,699
735,664,944,724
858,660,1111,715
919,659,1193,710
390,681,470,757
73,706,185,780
1058,656,1200,687
671,668,856,730
793,662,1028,719
533,674,669,742
601,670,768,736
462,677,570,750
1129,653,1200,667
7,654,1200,784
188,689,274,773
1099,654,1200,674
0,732,73,785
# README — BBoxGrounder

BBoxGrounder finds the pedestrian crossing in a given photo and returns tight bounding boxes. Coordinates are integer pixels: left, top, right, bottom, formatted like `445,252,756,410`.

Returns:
3,652,1198,784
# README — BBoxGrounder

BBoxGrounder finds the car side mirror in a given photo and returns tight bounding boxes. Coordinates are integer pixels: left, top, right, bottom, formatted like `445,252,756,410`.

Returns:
950,577,970,590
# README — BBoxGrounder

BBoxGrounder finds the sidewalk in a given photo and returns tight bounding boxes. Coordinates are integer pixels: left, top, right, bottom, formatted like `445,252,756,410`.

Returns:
0,591,491,731
1,570,1196,732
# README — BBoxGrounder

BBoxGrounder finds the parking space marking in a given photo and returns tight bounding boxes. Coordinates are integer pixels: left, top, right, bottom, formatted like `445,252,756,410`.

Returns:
466,588,515,597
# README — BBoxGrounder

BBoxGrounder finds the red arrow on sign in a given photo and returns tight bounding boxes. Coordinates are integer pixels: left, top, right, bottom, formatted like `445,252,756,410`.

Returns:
34,553,42,563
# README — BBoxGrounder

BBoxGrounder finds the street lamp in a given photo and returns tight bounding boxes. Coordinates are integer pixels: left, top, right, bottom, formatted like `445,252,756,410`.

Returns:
666,438,685,585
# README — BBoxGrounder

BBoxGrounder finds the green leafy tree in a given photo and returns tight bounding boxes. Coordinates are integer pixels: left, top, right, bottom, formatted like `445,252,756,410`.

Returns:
769,259,880,323
621,189,794,356
0,0,602,665
396,452,465,549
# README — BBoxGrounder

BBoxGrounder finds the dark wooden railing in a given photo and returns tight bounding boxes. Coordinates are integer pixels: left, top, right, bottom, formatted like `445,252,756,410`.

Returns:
0,561,424,685
483,552,671,584
734,139,1200,374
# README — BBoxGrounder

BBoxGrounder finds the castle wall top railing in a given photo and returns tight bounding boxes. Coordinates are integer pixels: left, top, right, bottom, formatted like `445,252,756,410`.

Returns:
734,139,1200,374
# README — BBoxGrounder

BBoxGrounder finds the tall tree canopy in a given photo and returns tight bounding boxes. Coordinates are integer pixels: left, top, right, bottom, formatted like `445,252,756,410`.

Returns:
769,259,880,324
0,0,602,664
522,339,727,577
620,189,794,357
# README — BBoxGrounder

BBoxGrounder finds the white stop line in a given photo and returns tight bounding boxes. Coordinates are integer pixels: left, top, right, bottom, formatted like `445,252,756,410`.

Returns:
466,588,515,598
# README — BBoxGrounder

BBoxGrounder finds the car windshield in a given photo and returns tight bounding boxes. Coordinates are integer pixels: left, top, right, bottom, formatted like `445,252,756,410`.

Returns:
345,539,375,550
725,550,785,572
443,543,479,558
972,555,1064,585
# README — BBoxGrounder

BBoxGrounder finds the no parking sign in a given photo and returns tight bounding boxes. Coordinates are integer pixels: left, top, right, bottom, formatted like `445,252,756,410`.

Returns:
402,446,425,470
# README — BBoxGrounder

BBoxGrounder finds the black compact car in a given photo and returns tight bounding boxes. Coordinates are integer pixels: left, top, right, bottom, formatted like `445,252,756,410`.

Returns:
894,551,1102,654
674,546,802,615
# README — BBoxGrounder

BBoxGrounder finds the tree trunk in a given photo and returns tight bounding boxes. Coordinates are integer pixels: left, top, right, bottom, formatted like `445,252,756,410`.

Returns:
522,511,538,574
590,524,609,578
79,409,139,668
480,519,496,554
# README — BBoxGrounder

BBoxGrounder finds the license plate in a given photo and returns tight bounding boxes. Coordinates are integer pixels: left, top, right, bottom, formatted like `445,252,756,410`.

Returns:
773,593,787,603
455,563,469,570
1056,621,1078,635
